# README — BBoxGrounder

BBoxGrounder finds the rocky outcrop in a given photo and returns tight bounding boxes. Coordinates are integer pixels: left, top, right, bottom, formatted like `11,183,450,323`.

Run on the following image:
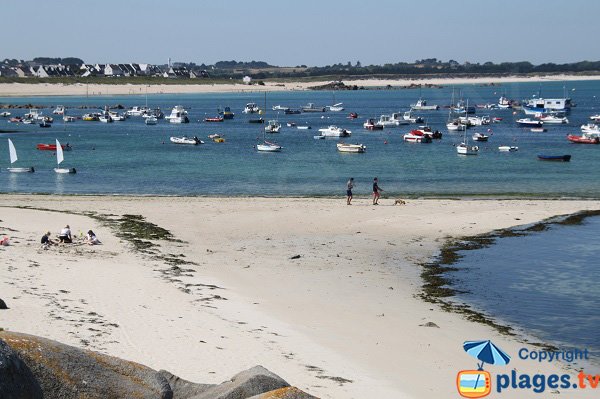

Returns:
0,331,317,399
0,339,43,399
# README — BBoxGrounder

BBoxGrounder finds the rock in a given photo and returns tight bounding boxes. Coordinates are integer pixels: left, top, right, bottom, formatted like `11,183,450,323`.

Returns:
289,255,301,260
158,370,214,398
0,298,7,309
0,331,172,399
0,339,43,399
190,366,289,399
419,322,440,328
246,387,319,399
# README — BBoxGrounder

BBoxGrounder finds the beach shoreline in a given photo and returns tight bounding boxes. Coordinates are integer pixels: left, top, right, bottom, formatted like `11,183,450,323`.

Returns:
1,73,600,97
1,195,598,398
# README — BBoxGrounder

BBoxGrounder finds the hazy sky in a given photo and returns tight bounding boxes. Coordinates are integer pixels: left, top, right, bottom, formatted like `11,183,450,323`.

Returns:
4,0,599,66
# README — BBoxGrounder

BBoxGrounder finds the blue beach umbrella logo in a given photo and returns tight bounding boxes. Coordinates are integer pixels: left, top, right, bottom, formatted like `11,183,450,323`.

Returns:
463,340,511,370
456,340,511,398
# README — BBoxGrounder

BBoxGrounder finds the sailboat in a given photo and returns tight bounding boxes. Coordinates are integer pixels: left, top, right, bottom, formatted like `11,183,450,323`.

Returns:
456,124,479,156
257,93,282,152
327,91,344,112
54,139,76,174
7,139,34,173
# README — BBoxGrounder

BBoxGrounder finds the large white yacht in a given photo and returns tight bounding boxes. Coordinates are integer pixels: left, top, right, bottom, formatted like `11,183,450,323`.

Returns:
165,105,189,124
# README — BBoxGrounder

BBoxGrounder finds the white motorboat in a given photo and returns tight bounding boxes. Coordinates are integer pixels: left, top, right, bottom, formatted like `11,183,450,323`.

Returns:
296,125,311,130
54,139,76,173
256,141,282,152
109,111,127,121
460,115,491,126
472,133,489,142
327,103,345,112
390,113,410,125
456,129,479,155
126,106,150,117
589,114,600,123
447,120,466,131
0,111,11,117
498,146,518,152
538,114,569,124
498,96,512,109
318,125,351,137
410,99,439,110
364,118,384,130
52,105,65,115
99,113,113,123
403,130,432,143
165,106,189,124
403,110,424,123
581,123,600,134
170,136,202,145
265,120,281,133
63,115,76,122
516,118,543,127
336,143,366,153
243,103,260,114
272,105,290,111
6,139,34,173
378,115,400,128
145,116,158,125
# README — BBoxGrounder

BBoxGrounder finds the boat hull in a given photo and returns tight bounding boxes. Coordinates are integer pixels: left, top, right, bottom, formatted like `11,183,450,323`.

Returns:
7,167,34,173
54,167,76,174
567,135,600,144
537,155,571,162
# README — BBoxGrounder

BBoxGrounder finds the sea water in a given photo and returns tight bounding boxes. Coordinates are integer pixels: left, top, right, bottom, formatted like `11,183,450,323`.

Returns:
449,215,600,362
1,80,600,196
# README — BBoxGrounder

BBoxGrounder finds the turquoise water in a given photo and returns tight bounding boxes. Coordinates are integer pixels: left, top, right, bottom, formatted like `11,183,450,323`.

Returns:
1,80,600,196
450,216,600,359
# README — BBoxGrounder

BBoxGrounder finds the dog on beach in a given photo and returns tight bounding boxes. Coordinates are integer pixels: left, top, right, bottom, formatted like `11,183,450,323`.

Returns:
394,199,406,206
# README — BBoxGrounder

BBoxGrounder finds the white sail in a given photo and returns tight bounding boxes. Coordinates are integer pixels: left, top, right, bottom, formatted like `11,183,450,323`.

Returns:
8,139,17,164
55,139,64,165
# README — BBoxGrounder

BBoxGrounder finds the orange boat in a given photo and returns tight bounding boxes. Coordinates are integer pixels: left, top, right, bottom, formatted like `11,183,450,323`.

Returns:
567,134,600,144
37,143,72,151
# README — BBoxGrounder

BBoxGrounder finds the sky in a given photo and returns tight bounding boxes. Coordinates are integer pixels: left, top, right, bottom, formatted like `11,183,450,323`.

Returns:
3,0,600,67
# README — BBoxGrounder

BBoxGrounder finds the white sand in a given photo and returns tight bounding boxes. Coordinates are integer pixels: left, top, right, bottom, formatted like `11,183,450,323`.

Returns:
1,195,598,398
0,74,598,97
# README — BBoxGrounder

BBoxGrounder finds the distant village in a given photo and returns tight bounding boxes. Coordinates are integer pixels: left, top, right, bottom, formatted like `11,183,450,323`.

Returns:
0,58,210,79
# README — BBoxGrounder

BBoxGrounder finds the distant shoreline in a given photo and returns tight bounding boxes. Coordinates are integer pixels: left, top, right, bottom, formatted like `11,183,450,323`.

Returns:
1,74,600,97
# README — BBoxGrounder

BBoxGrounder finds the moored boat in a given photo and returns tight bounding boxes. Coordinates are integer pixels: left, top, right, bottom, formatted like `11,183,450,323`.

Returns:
170,136,203,145
336,143,366,153
264,120,281,133
318,125,351,137
37,143,72,151
256,141,282,152
204,116,224,122
403,130,432,143
517,118,543,127
530,127,547,133
363,118,384,130
410,99,439,110
567,134,600,144
219,106,235,119
243,103,260,114
302,103,326,112
472,133,489,142
7,139,34,173
537,154,571,162
498,146,518,152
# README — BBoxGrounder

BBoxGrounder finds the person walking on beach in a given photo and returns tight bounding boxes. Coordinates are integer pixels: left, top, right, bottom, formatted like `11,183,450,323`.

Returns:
372,177,383,205
346,177,354,205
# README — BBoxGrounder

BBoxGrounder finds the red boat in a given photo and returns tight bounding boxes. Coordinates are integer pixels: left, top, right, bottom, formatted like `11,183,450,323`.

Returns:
348,112,358,119
567,134,600,144
37,143,72,151
204,116,224,122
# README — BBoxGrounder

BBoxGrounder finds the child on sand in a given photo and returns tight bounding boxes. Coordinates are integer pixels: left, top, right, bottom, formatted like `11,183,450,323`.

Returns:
85,230,101,245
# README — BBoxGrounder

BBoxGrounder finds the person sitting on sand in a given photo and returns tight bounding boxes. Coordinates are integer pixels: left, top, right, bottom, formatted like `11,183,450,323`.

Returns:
58,225,72,243
41,231,56,246
85,230,101,245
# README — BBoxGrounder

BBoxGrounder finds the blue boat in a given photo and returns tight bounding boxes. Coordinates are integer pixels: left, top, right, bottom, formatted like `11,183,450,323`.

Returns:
538,154,571,162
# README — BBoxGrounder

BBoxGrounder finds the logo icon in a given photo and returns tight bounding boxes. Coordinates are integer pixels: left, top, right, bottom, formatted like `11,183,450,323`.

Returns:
457,369,491,398
457,340,511,398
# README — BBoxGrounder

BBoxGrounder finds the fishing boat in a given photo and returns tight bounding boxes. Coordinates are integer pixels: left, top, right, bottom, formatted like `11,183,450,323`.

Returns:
498,146,518,152
363,118,384,130
243,103,260,114
6,139,34,173
498,96,512,109
403,130,432,143
99,112,113,123
336,143,366,153
109,111,127,121
170,136,203,145
37,143,72,151
390,113,410,125
403,110,424,123
204,116,224,122
378,115,401,128
567,134,600,144
126,106,150,117
165,106,189,124
302,103,326,112
265,120,281,133
296,125,311,130
318,125,351,137
63,115,76,122
517,118,543,127
580,124,600,134
472,133,489,142
589,114,600,123
411,99,439,110
284,109,301,115
537,154,571,162
54,139,76,173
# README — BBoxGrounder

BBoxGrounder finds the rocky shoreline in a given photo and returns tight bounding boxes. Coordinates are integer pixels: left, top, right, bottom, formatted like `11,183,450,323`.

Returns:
0,330,316,399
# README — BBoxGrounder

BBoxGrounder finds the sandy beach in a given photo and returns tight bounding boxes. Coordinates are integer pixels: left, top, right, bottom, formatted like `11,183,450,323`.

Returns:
1,195,598,398
0,74,599,97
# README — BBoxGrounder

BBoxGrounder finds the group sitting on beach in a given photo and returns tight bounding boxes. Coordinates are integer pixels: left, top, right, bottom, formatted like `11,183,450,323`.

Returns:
41,226,101,247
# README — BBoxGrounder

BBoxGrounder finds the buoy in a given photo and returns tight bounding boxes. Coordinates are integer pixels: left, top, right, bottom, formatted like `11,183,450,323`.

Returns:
384,140,388,145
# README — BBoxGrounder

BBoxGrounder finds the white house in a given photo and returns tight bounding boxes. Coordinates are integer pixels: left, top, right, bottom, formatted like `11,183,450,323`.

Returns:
243,76,252,85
